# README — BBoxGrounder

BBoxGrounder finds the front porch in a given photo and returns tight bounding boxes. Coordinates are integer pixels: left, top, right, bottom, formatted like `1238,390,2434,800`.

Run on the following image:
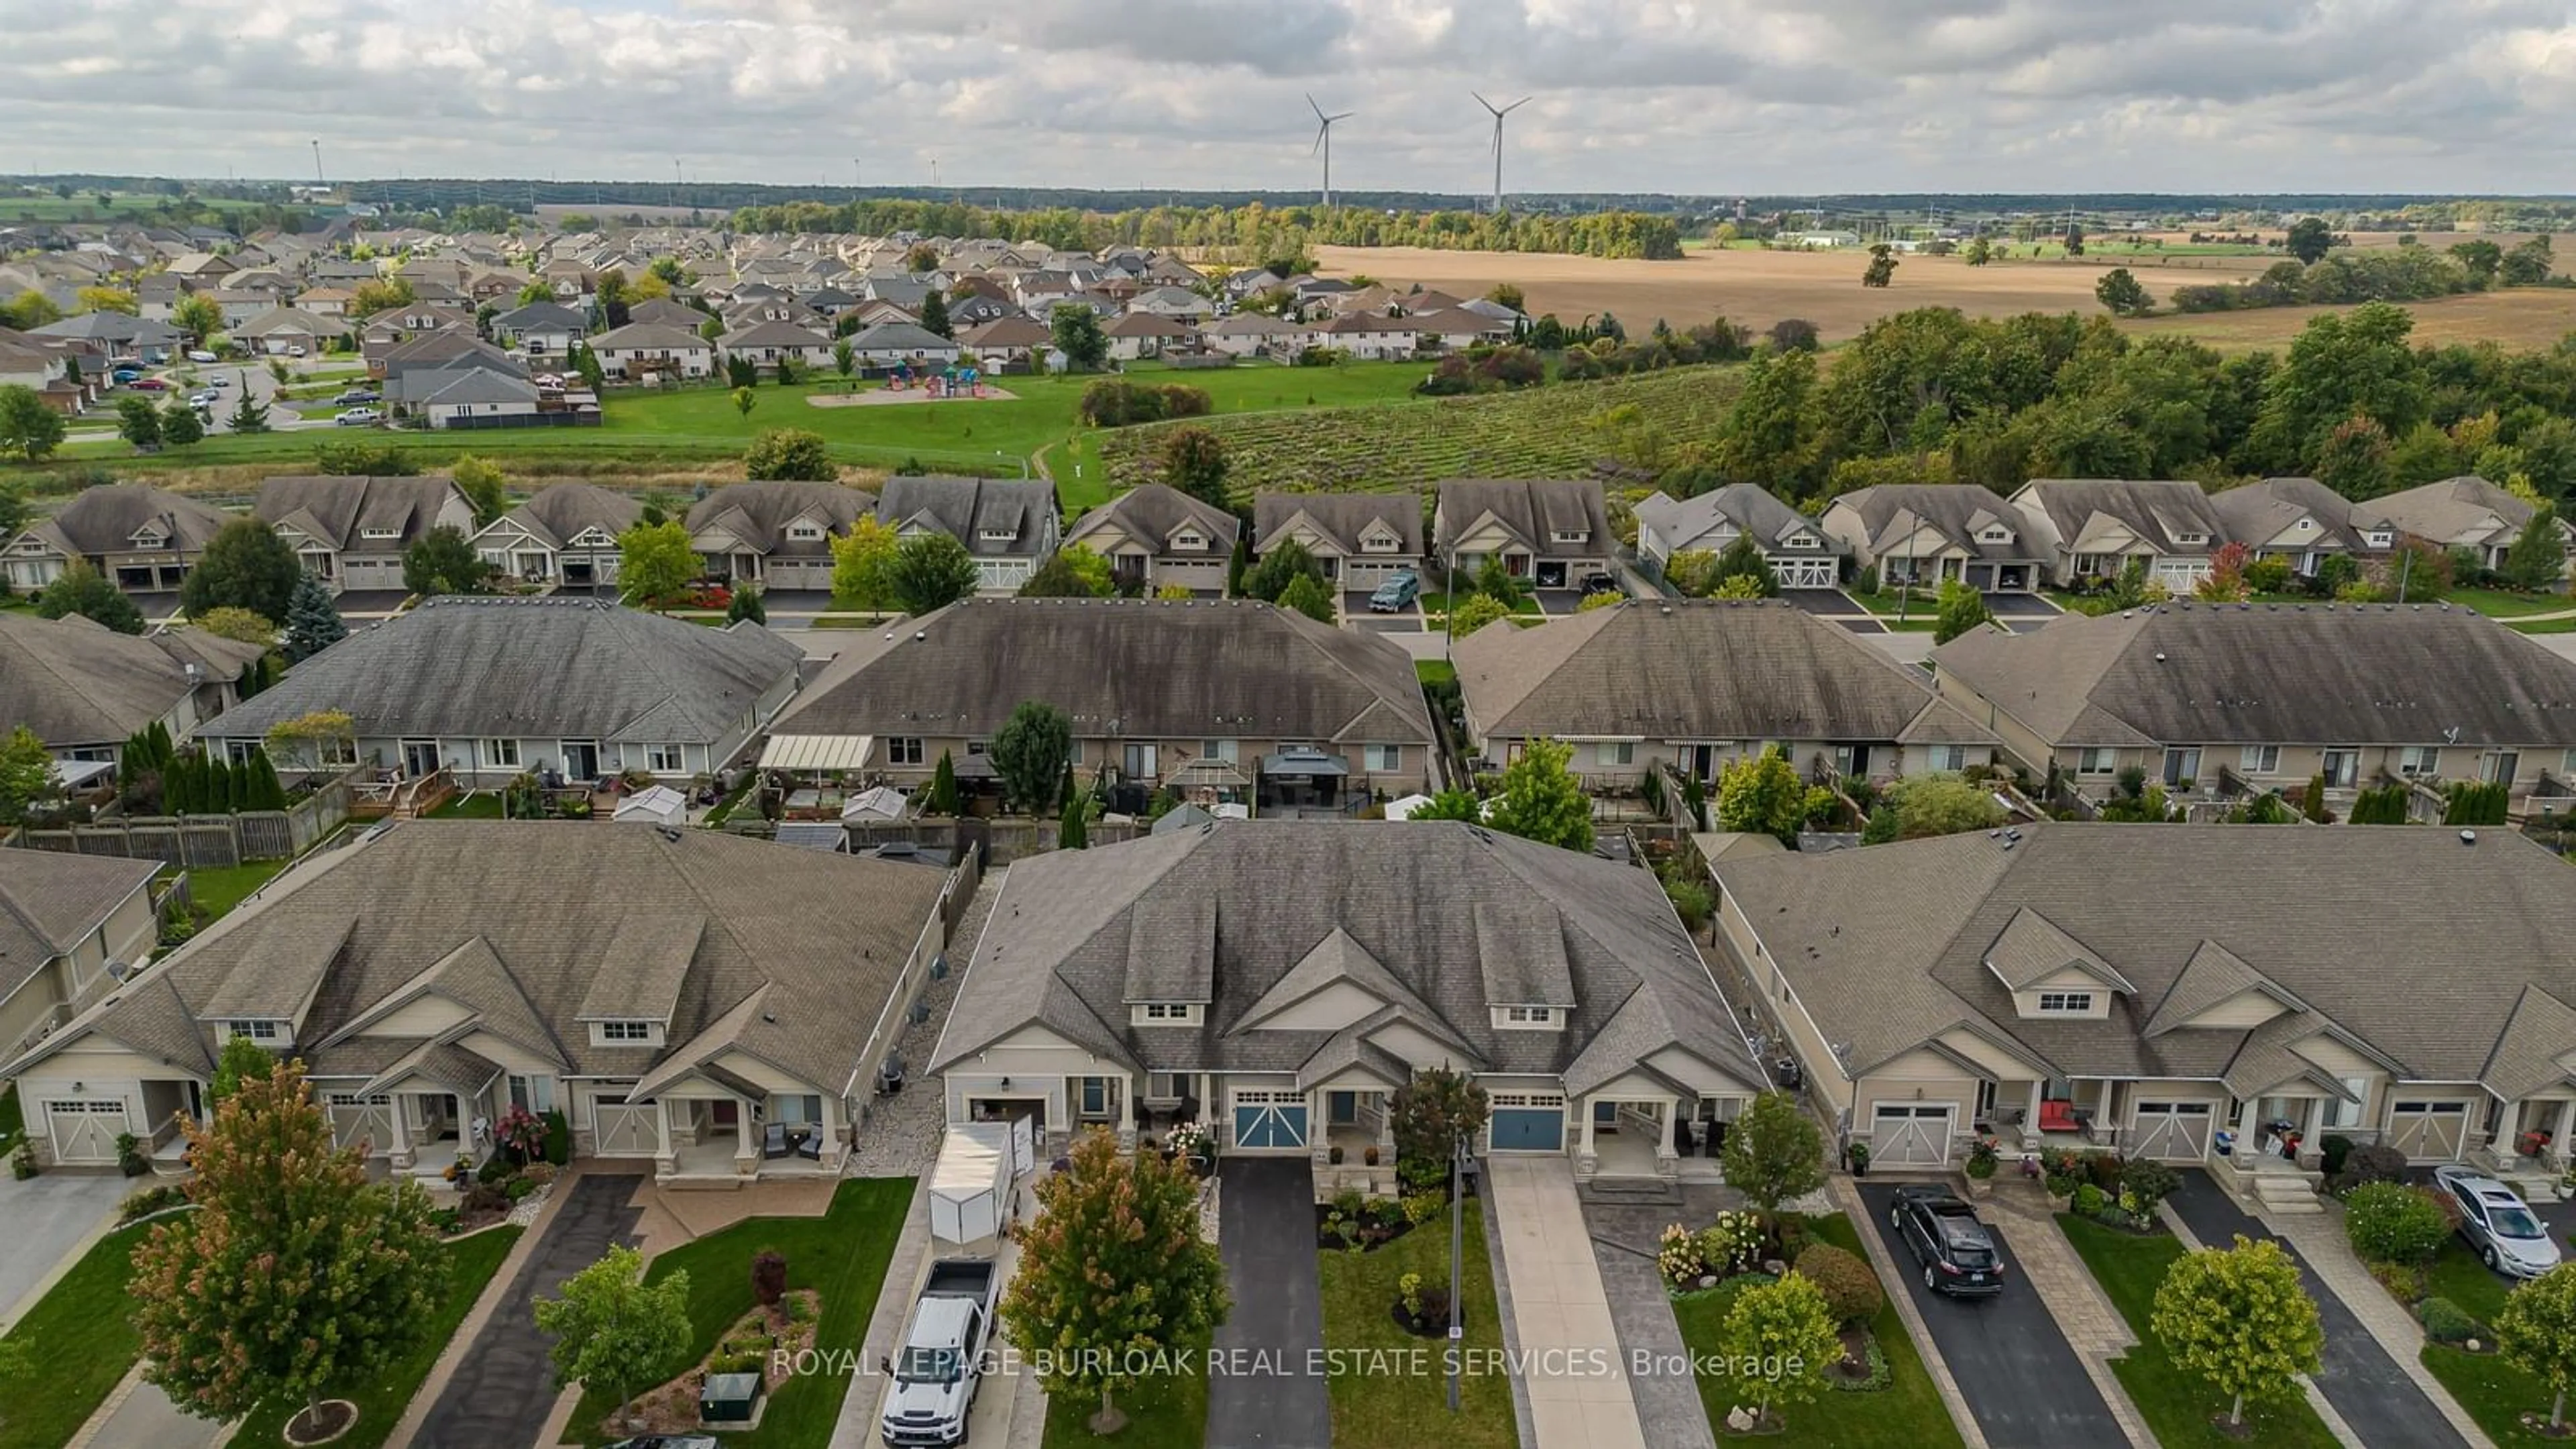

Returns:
643,1081,846,1189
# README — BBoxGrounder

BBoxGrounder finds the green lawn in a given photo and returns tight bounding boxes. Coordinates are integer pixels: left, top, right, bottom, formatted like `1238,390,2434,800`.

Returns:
0,1226,148,1449
1666,1214,1965,1448
2408,1241,2568,1445
1413,659,1457,687
1850,586,1943,619
229,1226,523,1449
1419,590,1540,616
1314,1214,1515,1449
178,859,288,921
571,1177,913,1448
425,792,508,820
1040,1338,1210,1449
2448,587,2569,619
2507,615,2576,635
2055,1215,2339,1447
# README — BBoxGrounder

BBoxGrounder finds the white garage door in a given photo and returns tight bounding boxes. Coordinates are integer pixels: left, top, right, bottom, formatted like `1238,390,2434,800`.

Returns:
1157,560,1226,590
1340,560,1413,587
2129,1102,2214,1162
327,1093,395,1155
1870,1104,1953,1167
1774,557,1837,589
2389,1101,2471,1161
768,559,833,592
46,1099,129,1164
590,1090,661,1157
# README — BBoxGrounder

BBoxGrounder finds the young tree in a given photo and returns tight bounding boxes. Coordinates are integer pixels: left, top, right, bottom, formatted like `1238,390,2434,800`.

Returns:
35,559,146,633
888,533,981,614
918,288,953,339
990,701,1073,814
1002,1128,1228,1435
830,515,900,612
1711,533,1780,597
1277,570,1336,625
1484,736,1595,852
402,525,488,596
533,1244,692,1435
1716,746,1830,843
731,385,757,421
1049,303,1109,371
2150,1235,2324,1430
1389,1067,1490,1191
207,1034,275,1106
1449,592,1511,637
1719,1273,1843,1431
1242,538,1323,602
1157,426,1230,508
1057,767,1089,847
2502,504,2567,594
192,606,276,647
922,750,961,815
172,291,224,343
0,384,66,460
159,397,205,447
115,394,164,450
2195,541,2254,602
1873,774,2004,841
1860,244,1899,288
1720,1091,1826,1214
262,710,355,777
2499,1263,2576,1432
129,1059,445,1441
280,573,348,661
182,519,303,621
743,427,835,481
2095,268,2153,317
616,519,699,610
726,585,767,625
1932,579,1995,644
833,337,855,382
223,394,270,435
0,727,56,824
450,455,509,527
1020,549,1112,598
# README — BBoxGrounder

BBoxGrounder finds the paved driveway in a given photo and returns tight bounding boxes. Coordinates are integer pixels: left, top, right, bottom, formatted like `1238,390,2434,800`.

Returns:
1783,587,1866,616
331,590,413,616
1857,1183,2123,1448
2165,1172,2465,1449
1583,1192,1725,1449
1836,616,1890,635
0,1169,127,1325
415,1171,645,1449
1531,588,1581,616
1983,592,2061,619
1208,1158,1330,1449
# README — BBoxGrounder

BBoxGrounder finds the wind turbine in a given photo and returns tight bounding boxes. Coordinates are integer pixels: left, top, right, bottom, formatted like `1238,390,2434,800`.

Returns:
1473,92,1529,215
1307,95,1353,209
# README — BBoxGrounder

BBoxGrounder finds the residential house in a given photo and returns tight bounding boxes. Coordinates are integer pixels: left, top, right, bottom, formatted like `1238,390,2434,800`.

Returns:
232,306,337,356
720,320,835,370
590,322,716,381
1063,484,1239,594
1709,824,2576,1200
932,821,1766,1181
1126,286,1214,323
946,293,1014,329
1454,599,1997,788
254,474,478,595
1407,308,1515,352
27,312,184,364
0,331,80,414
874,476,1061,593
1252,492,1424,592
0,612,264,761
294,286,357,318
2208,478,2369,579
1316,311,1419,360
1200,313,1306,359
2353,476,2573,574
487,301,588,359
625,297,711,332
197,595,802,786
1431,478,1612,589
1929,602,2576,808
372,332,524,387
957,316,1051,366
847,321,962,369
470,483,644,588
1818,484,2048,594
1102,313,1199,362
0,820,954,1181
685,480,877,592
389,368,546,429
162,252,235,282
2,483,229,594
2008,479,2228,590
1633,484,1847,590
0,849,161,1071
765,598,1437,809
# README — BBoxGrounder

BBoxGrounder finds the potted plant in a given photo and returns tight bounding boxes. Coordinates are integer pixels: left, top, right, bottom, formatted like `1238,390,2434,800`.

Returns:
11,1139,37,1180
1845,1140,1870,1178
1329,1144,1345,1165
1963,1136,1998,1198
1363,1145,1380,1167
115,1132,150,1178
1166,1121,1213,1178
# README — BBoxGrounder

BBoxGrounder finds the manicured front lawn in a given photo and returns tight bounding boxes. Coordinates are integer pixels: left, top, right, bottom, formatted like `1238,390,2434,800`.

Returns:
2055,1214,2338,1447
1040,1338,1210,1449
1314,1212,1515,1449
0,1226,148,1449
229,1226,523,1449
1666,1214,1965,1448
178,859,288,920
572,1176,913,1447
1851,586,1943,620
2408,1241,2566,1445
2449,586,2568,619
2507,615,2576,635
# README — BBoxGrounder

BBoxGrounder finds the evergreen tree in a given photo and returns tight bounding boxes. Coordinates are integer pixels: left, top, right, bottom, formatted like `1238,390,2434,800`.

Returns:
918,289,953,339
2502,504,2567,594
280,573,347,661
924,751,961,815
246,751,288,810
1711,533,1780,597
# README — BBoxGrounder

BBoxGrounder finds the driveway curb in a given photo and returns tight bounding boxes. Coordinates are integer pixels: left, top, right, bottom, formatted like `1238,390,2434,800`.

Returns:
385,1162,588,1449
1829,1176,1990,1449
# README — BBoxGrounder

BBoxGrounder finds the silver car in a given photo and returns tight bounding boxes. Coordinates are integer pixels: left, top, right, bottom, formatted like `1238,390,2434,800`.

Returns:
2432,1165,2563,1278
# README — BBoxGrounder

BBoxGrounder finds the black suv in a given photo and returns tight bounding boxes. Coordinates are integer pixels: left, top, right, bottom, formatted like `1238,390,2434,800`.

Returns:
1888,1186,2006,1297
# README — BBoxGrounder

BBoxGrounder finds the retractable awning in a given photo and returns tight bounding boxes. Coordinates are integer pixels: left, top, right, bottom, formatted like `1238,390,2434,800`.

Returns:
759,734,873,771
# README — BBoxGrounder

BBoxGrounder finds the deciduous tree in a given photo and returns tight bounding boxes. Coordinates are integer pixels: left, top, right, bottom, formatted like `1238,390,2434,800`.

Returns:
989,701,1073,814
1484,737,1595,852
2499,1263,2576,1432
35,559,145,633
1449,592,1510,637
402,525,488,596
743,427,834,481
1933,579,1994,643
829,515,900,611
2150,1235,2323,1430
181,519,301,621
1711,533,1780,597
1157,426,1230,507
918,289,952,339
1389,1067,1489,1193
0,384,66,460
1001,1128,1228,1436
1720,1091,1826,1214
2286,217,2335,266
1716,746,1830,843
1020,546,1112,598
1860,244,1898,289
1719,1273,1843,1430
159,398,205,447
615,519,698,610
450,455,509,527
533,1244,692,1435
2095,268,2153,317
115,394,163,449
192,606,275,647
1049,304,1108,371
2502,504,2566,594
887,533,980,614
0,727,56,823
1277,570,1336,624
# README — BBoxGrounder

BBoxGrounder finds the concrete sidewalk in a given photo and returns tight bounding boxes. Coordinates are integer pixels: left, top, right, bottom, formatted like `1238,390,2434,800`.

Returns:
1487,1157,1645,1449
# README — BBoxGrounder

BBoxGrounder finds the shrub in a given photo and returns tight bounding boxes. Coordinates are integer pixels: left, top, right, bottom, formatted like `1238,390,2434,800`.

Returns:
428,1207,464,1235
1402,1193,1444,1226
1698,1210,1766,1277
753,1250,788,1307
1792,1243,1885,1326
462,1181,512,1216
505,1176,539,1201
543,1108,572,1165
2418,1296,2485,1346
2118,1158,2180,1216
1658,1223,1707,1286
523,1161,558,1187
118,1183,191,1222
2368,1258,2428,1302
2345,1182,2451,1265
1774,1214,1815,1264
2319,1134,2355,1178
2074,1183,2106,1216
2084,1151,2125,1191
2332,1142,2409,1195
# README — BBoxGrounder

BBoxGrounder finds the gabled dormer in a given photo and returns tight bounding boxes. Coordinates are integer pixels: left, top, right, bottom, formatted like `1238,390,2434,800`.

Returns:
197,910,358,1050
782,513,830,543
1358,519,1405,553
1166,519,1210,553
1476,899,1575,1028
1963,508,2016,547
2143,939,2304,1036
1982,907,2133,1020
1234,927,1430,1034
568,525,617,549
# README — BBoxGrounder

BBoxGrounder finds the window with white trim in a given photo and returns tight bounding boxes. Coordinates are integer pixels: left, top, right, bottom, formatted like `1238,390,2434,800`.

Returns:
2400,746,2441,777
1173,531,1204,550
646,744,684,773
2077,748,2118,775
2035,991,2094,1015
888,737,924,766
1147,1072,1183,1101
592,1020,656,1044
1550,529,1589,545
1924,745,1968,771
2239,745,2279,775
222,1019,284,1042
1495,1005,1563,1030
1131,1002,1201,1025
787,523,824,540
1362,744,1401,772
1594,741,1635,767
1201,739,1238,763
2324,1076,2371,1129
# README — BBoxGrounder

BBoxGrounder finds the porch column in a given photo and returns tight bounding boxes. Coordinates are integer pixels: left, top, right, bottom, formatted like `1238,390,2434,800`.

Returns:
2301,1097,2328,1170
1655,1095,1681,1179
2025,1079,2045,1150
388,1098,411,1169
2232,1097,2261,1172
1576,1095,1598,1179
734,1100,755,1174
654,1099,674,1177
1376,1093,1395,1161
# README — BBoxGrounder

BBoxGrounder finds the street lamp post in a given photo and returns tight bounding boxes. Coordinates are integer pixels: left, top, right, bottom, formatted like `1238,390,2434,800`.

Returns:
1447,1134,1467,1412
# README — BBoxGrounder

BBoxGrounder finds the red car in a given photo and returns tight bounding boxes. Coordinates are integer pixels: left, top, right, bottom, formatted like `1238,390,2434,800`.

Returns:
126,377,169,391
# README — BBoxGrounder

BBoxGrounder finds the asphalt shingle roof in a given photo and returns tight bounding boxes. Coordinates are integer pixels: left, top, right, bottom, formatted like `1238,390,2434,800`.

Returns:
0,613,264,749
0,847,157,1004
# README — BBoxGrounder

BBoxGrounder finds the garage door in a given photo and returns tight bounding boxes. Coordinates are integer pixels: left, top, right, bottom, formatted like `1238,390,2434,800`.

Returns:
2389,1101,2470,1161
1158,560,1226,589
2129,1102,2214,1161
1774,557,1837,589
327,1093,394,1155
1340,560,1413,588
590,1090,660,1157
769,560,832,591
1489,1092,1566,1152
1870,1104,1953,1167
46,1099,129,1164
1231,1089,1308,1151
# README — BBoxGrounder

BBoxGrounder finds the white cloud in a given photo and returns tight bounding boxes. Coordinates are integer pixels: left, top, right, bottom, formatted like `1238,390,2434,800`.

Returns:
0,0,2564,193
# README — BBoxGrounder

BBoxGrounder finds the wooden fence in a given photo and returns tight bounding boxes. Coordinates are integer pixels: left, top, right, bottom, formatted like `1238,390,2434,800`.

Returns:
724,815,1146,863
15,767,362,867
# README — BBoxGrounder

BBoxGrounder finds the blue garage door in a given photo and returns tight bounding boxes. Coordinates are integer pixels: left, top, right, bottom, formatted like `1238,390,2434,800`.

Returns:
1489,1093,1566,1152
1232,1092,1308,1150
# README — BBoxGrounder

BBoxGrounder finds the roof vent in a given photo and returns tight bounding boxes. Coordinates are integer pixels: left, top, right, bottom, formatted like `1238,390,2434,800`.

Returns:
2461,829,2477,846
914,630,926,640
2153,651,2166,662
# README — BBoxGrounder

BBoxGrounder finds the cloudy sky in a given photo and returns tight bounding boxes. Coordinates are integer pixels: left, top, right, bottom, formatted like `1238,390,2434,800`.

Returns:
5,0,2573,197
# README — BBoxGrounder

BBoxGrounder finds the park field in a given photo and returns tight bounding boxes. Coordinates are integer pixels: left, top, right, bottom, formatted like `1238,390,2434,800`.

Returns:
1318,240,2576,352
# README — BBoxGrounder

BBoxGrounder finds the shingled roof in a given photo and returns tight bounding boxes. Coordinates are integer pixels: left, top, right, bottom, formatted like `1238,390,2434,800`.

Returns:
490,483,642,550
1453,599,1993,747
12,484,230,560
254,475,470,552
1065,484,1239,560
0,613,264,750
195,596,802,747
1930,602,2576,749
931,820,1766,1097
0,847,157,1006
773,598,1432,746
874,476,1057,561
686,480,875,556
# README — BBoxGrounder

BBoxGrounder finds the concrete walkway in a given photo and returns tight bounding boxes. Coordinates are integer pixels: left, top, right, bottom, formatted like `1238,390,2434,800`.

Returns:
1487,1157,1645,1449
414,1170,645,1449
1206,1157,1330,1449
1580,1188,1728,1449
66,1364,225,1449
1977,1187,2154,1448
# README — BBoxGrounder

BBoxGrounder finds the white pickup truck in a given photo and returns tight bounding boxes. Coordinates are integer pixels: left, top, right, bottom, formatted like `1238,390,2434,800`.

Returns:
878,1258,999,1448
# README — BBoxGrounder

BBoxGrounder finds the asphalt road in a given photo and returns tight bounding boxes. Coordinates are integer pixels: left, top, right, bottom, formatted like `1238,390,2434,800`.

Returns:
1856,1182,2123,1449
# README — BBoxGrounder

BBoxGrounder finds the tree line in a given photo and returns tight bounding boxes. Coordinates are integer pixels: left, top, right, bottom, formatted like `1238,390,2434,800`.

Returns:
726,198,1684,260
2167,235,2561,314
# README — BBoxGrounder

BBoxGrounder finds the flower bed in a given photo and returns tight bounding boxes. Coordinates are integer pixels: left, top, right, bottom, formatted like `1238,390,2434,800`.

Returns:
1317,1185,1440,1252
615,1289,821,1435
